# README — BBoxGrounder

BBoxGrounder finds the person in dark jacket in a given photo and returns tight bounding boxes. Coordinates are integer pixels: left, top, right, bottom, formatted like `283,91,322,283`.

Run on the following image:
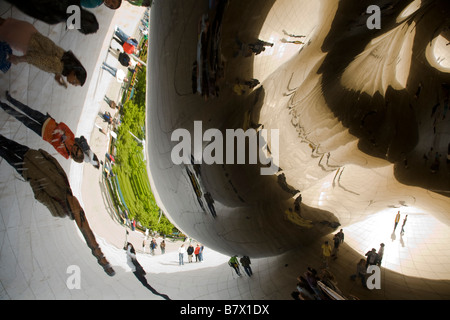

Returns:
0,134,114,276
240,256,253,277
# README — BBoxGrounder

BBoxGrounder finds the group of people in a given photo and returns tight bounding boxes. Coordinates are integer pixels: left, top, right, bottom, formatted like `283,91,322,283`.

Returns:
178,243,205,265
228,255,253,277
143,237,166,255
292,267,347,300
393,210,408,235
0,1,152,277
321,229,345,268
234,37,274,58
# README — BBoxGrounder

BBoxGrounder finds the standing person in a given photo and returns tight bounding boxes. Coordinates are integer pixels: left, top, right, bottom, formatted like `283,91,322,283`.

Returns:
187,244,194,263
142,237,149,253
150,238,157,255
240,256,253,277
111,28,139,55
365,248,379,270
199,244,204,262
400,215,408,235
337,229,344,244
160,239,166,254
350,259,368,288
0,135,115,276
1,93,86,163
394,211,401,231
0,17,87,87
101,62,128,84
194,244,201,262
377,243,385,266
331,233,341,260
113,26,139,48
321,240,332,268
228,255,241,277
124,242,171,300
178,244,186,265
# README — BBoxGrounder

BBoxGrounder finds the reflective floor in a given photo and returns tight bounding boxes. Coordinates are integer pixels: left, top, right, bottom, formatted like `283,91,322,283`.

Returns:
1,0,450,301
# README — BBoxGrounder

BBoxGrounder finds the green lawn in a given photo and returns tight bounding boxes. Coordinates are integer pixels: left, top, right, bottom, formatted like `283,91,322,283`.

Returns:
109,64,176,235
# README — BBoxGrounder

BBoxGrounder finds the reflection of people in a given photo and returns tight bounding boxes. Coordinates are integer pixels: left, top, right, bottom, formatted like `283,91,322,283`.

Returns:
240,256,253,277
187,244,194,262
394,211,401,231
365,248,378,269
400,215,408,234
0,135,115,276
101,62,128,83
178,244,186,265
1,93,85,163
0,17,86,87
377,243,385,266
124,242,171,300
112,27,139,55
229,255,241,276
350,259,367,288
194,244,200,262
321,241,332,268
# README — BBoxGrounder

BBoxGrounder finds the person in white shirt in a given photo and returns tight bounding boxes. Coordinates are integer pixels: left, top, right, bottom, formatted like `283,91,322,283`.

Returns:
178,244,186,265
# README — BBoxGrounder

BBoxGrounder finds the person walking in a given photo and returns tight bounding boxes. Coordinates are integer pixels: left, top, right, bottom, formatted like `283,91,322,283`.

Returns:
1,92,91,164
187,244,194,263
394,211,401,231
400,215,408,235
0,134,115,276
178,244,186,265
228,255,241,277
321,240,332,268
0,17,87,87
240,256,253,277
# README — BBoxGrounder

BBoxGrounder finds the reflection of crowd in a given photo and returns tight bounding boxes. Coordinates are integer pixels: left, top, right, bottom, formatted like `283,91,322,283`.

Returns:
192,0,228,100
0,1,151,277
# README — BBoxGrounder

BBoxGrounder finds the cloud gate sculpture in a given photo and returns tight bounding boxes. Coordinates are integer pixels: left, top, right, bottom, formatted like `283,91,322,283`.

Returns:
1,0,450,302
146,0,450,299
147,0,449,261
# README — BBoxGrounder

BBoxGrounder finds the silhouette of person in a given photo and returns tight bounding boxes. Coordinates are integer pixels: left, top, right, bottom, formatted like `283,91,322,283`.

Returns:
240,256,253,277
400,215,408,234
0,134,115,276
124,242,170,300
394,211,401,231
